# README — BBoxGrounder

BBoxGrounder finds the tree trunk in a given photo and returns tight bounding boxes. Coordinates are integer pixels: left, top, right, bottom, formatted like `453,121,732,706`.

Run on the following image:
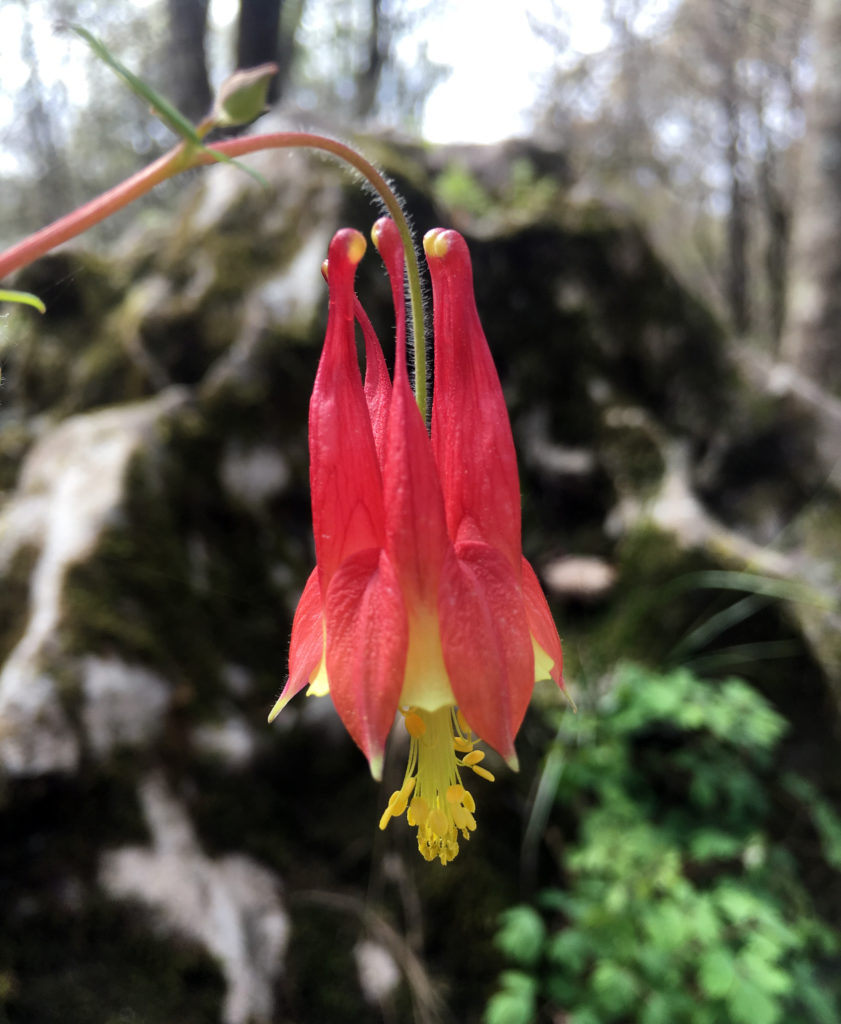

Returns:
717,1,751,335
165,0,212,122
781,0,841,392
237,0,299,104
723,94,750,335
758,142,789,345
354,0,386,120
20,9,73,224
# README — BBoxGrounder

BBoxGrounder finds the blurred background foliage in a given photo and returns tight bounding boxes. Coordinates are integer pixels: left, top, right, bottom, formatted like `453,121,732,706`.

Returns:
487,663,841,1024
0,0,821,349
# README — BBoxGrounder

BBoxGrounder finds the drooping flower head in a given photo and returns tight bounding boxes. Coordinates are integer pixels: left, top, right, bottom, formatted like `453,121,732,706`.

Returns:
270,218,563,864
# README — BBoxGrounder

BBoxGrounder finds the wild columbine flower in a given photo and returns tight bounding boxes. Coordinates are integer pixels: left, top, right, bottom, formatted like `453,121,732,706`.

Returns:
269,217,563,864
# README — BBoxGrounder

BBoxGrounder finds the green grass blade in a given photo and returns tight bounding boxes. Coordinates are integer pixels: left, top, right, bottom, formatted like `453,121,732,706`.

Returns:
201,147,269,188
69,24,203,145
667,569,835,610
681,639,800,673
0,289,46,313
667,593,773,664
69,25,268,188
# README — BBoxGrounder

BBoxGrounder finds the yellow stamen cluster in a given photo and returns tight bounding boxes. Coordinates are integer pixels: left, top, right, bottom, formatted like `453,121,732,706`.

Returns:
379,706,494,864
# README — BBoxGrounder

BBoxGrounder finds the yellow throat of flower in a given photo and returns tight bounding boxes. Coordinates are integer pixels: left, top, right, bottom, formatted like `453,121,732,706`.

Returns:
379,706,495,865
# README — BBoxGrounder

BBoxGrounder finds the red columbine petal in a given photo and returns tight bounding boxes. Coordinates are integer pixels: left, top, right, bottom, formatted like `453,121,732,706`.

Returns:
425,228,523,571
310,229,385,594
521,557,564,688
269,568,324,721
324,548,408,779
375,218,450,611
355,295,391,466
275,217,565,860
439,541,534,765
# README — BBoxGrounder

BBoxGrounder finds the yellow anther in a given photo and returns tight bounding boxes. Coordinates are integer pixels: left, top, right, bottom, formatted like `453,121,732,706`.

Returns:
471,765,495,783
391,797,407,816
451,804,471,832
461,750,485,766
378,706,494,864
407,796,429,827
387,781,413,817
448,806,475,831
428,808,448,838
404,712,427,739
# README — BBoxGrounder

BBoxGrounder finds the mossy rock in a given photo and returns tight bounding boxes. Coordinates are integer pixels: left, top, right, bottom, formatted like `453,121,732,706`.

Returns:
3,134,841,1024
0,544,38,664
0,768,228,1024
2,253,124,416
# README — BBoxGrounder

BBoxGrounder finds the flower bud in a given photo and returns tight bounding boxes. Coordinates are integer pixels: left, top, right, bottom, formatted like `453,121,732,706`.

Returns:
212,63,278,128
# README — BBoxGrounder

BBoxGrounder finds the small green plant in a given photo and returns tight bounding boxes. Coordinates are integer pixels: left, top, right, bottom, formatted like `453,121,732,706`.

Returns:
434,163,492,218
486,664,841,1024
504,159,558,216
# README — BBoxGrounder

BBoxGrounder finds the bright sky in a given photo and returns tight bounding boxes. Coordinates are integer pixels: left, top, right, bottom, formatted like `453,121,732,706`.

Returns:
210,0,590,144
408,0,611,143
219,0,615,145
0,0,618,162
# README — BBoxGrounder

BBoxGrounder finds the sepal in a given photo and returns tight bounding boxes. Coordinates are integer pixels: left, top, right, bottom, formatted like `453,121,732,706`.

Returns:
439,541,533,766
310,230,385,592
324,548,408,778
268,568,324,722
522,557,564,688
426,228,523,569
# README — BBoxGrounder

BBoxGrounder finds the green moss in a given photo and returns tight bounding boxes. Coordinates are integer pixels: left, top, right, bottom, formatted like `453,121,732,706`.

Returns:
798,498,841,583
190,729,375,868
0,772,225,1024
471,218,730,444
435,163,493,218
599,411,666,498
59,394,310,726
505,158,561,217
61,453,227,716
66,331,153,413
0,422,34,493
284,903,371,1020
0,893,225,1024
569,528,715,677
0,544,38,664
1,252,124,417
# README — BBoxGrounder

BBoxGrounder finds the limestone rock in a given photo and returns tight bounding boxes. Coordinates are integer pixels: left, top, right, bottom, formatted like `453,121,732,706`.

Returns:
101,774,289,1024
0,389,187,775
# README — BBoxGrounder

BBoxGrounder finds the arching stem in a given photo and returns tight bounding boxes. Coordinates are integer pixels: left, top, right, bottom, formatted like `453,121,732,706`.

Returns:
0,133,428,418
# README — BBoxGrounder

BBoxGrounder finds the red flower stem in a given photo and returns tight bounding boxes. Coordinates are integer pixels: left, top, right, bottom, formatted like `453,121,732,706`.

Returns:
194,134,427,418
0,144,190,282
0,131,428,418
